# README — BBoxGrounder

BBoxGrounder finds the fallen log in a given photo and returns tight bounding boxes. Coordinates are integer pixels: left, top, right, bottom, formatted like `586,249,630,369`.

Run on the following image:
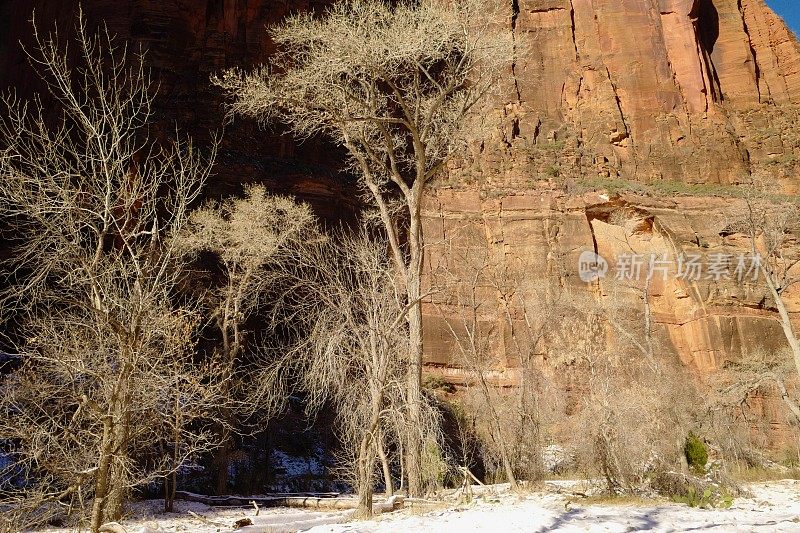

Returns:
176,491,340,508
176,491,404,513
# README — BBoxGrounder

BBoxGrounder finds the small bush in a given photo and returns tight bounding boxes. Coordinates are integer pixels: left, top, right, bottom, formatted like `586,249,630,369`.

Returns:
651,470,737,509
544,164,560,178
421,439,449,493
672,486,733,509
684,433,708,475
423,374,456,394
730,465,800,482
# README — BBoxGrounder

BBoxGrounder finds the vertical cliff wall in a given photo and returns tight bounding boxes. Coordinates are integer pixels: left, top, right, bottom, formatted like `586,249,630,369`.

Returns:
1,0,799,442
477,0,800,187
422,0,800,446
5,1,797,191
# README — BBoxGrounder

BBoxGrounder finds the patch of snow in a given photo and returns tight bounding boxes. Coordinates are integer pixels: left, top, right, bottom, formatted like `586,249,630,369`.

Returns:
34,500,346,533
268,445,349,494
307,480,800,533
541,445,573,473
235,511,351,533
271,449,325,479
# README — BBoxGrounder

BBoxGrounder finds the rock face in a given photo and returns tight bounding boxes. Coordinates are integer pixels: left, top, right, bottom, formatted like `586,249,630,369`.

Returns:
1,1,799,443
493,0,800,186
421,187,800,447
4,1,797,195
429,0,800,446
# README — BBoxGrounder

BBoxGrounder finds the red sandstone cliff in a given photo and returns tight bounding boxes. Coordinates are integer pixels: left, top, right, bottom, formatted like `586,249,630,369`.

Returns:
1,0,799,443
3,1,798,190
421,0,800,367
486,0,800,187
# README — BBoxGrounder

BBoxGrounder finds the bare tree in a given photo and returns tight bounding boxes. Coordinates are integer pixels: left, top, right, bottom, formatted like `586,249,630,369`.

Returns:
489,260,573,482
212,0,512,495
428,222,573,487
431,241,519,490
259,229,436,516
727,176,800,421
705,345,800,473
558,287,699,493
304,231,408,516
445,400,480,500
175,184,318,494
0,15,219,531
156,350,237,512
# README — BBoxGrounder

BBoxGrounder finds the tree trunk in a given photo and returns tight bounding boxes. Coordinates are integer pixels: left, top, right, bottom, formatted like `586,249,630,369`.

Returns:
105,442,128,521
498,434,518,490
215,305,239,496
405,205,424,497
487,393,518,490
166,383,181,512
355,433,377,518
90,419,114,533
766,275,800,379
164,473,175,513
397,439,405,493
377,433,393,496
165,425,179,512
405,278,423,497
356,394,382,517
406,192,425,497
105,390,132,522
215,435,231,495
761,274,800,420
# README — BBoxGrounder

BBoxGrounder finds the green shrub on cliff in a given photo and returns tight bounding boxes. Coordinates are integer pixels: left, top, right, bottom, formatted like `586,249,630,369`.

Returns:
685,433,709,475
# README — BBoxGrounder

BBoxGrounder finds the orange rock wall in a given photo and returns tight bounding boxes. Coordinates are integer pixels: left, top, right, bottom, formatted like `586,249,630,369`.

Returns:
501,0,800,185
421,188,800,446
1,0,798,442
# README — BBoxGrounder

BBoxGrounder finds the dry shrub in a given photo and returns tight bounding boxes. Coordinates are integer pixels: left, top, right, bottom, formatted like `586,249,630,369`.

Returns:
649,470,742,503
454,383,545,485
570,362,700,493
0,487,63,533
557,290,703,494
420,436,449,495
703,347,800,471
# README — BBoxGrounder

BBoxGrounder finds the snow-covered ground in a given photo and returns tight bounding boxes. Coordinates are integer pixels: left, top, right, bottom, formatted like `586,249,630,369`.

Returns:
35,500,353,533
309,480,800,533
34,479,800,533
